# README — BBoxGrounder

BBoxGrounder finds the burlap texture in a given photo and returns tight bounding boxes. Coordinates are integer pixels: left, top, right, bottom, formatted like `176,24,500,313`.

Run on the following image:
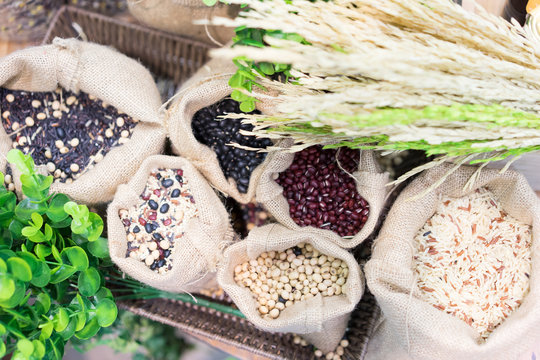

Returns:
0,38,165,204
108,154,234,293
256,146,389,249
365,163,540,360
217,223,364,353
167,56,275,204
127,0,237,45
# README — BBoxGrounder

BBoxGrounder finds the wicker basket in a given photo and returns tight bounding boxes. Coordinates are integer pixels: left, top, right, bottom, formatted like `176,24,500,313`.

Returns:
41,7,382,359
42,5,213,86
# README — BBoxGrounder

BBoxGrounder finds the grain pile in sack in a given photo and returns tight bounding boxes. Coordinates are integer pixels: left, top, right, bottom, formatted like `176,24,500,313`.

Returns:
0,38,165,204
127,0,237,45
256,143,388,248
365,163,540,360
108,155,234,293
217,223,364,353
167,56,275,204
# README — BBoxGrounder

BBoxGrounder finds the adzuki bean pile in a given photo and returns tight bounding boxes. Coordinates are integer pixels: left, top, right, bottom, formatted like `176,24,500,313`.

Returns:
276,146,369,237
0,87,137,183
120,168,198,274
192,98,273,193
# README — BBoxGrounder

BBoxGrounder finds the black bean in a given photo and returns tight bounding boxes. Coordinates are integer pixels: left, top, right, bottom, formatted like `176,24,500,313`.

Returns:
163,249,171,258
157,259,166,268
162,179,174,188
148,199,158,210
171,189,180,198
160,203,170,213
145,223,153,234
191,97,272,193
133,226,140,233
150,261,158,270
153,233,163,241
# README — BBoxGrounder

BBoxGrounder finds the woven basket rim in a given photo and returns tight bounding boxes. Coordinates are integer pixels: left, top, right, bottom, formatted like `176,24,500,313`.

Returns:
42,5,214,49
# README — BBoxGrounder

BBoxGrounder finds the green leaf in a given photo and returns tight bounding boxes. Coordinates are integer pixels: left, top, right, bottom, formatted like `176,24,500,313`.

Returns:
44,224,53,241
88,237,109,259
21,226,39,237
61,246,89,271
49,217,71,229
17,252,38,273
7,149,34,176
31,212,43,228
51,245,61,263
0,281,26,308
240,100,256,113
32,340,45,359
39,321,54,341
202,0,218,5
75,317,100,340
46,194,70,223
7,257,32,282
0,323,5,335
94,287,114,302
228,73,245,88
96,298,117,327
31,261,50,287
53,308,69,332
34,244,51,260
9,219,24,238
0,257,7,273
17,339,34,357
84,213,103,242
35,292,51,314
15,198,47,221
0,341,5,358
78,267,101,297
0,276,15,300
49,264,77,284
259,62,275,75
58,317,77,340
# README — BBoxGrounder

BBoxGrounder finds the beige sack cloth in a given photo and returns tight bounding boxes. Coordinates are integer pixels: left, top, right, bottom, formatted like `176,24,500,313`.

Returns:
108,154,234,293
217,223,364,353
365,163,540,360
167,57,275,204
256,147,389,249
0,38,165,204
127,0,237,45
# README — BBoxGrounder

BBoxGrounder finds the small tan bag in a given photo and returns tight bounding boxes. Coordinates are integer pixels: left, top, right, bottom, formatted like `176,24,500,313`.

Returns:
108,154,234,293
256,147,389,248
365,163,540,360
167,57,275,204
0,38,166,204
127,0,237,45
217,223,364,353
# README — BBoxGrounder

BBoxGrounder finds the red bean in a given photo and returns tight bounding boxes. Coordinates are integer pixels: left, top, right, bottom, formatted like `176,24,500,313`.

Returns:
276,146,369,237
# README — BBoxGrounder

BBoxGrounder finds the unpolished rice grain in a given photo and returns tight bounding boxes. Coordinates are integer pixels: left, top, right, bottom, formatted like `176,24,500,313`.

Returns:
413,188,532,340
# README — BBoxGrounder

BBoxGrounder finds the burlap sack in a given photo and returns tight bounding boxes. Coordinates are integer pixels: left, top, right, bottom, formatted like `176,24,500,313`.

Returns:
0,38,166,204
108,154,234,293
167,56,276,204
365,163,540,360
256,147,389,249
127,0,237,45
217,223,364,353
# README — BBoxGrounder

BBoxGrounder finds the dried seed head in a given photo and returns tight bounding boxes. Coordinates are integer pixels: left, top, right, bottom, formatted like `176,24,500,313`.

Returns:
11,122,19,131
2,111,10,119
31,100,41,108
36,113,46,120
55,140,64,149
116,117,125,127
46,162,56,173
25,117,34,127
70,138,79,147
105,129,114,138
5,94,14,102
